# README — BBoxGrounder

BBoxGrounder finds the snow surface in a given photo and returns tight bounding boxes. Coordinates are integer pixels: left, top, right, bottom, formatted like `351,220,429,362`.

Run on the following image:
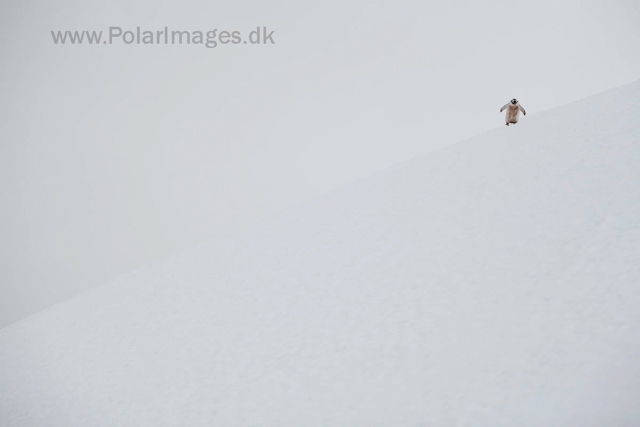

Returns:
1,80,640,426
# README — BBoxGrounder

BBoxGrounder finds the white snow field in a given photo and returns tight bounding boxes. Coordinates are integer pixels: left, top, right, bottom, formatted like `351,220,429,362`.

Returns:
2,80,640,426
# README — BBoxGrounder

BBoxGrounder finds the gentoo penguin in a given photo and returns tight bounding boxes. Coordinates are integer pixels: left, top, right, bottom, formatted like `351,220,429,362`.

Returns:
500,98,526,126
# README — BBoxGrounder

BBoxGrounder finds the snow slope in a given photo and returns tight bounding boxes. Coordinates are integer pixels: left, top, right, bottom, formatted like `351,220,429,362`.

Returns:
1,80,640,426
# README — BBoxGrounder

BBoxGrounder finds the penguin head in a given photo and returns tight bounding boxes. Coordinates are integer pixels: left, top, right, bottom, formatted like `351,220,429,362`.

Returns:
511,98,518,105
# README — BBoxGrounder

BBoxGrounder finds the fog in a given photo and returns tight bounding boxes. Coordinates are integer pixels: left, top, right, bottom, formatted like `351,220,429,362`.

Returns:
1,0,640,328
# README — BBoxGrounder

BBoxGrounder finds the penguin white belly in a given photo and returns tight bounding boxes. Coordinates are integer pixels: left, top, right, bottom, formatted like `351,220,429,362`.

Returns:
506,106,520,123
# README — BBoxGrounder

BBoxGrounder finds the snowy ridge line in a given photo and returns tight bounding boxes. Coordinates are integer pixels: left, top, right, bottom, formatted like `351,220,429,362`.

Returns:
2,77,636,338
1,78,640,426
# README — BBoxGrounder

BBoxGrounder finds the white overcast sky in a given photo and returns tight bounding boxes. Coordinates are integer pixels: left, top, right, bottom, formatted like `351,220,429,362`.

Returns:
1,0,640,327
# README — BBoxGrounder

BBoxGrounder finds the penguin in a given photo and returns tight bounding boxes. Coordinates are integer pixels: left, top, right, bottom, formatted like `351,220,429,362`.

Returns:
500,98,526,126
